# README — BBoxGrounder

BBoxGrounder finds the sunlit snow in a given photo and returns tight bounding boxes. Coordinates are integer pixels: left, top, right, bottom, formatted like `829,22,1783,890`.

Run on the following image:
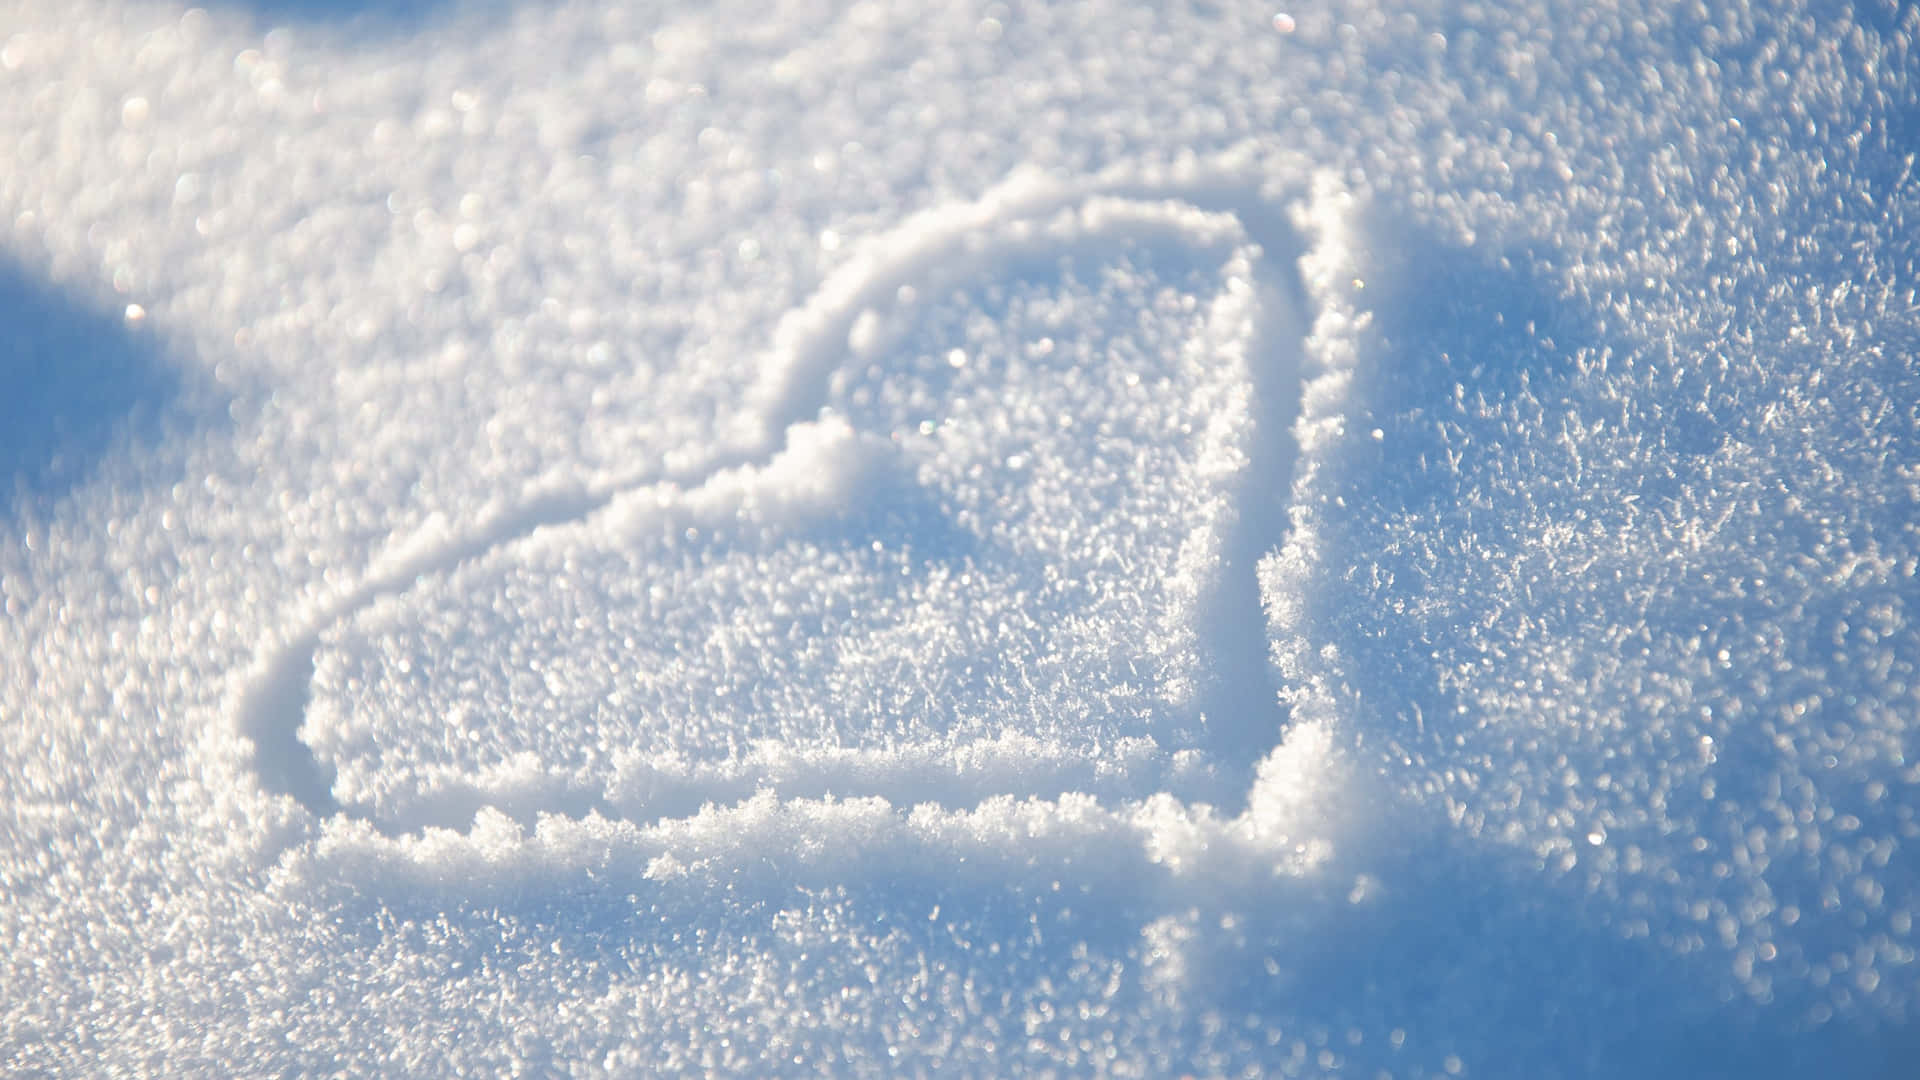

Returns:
3,1,1917,1075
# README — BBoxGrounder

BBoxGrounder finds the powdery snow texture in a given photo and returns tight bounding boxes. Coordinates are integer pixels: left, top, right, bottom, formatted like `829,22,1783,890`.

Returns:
3,1,1917,1076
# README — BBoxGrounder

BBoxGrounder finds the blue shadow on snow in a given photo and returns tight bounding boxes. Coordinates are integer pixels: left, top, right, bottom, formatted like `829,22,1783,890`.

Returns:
208,0,529,35
0,256,191,512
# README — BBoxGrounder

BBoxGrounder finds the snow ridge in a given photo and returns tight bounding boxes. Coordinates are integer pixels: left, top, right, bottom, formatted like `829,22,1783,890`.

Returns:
233,161,1363,846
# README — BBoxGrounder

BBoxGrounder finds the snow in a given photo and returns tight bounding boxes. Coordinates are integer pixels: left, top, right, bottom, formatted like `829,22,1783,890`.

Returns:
4,0,1918,1075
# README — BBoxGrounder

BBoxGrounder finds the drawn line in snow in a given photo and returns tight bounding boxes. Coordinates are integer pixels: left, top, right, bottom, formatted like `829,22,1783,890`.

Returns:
232,161,1320,837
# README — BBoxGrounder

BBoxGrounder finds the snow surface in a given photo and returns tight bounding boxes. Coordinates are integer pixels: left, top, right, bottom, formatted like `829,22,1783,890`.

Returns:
3,0,1918,1075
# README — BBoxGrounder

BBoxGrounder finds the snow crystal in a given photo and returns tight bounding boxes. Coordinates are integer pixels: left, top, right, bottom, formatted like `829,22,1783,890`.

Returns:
4,0,1917,1076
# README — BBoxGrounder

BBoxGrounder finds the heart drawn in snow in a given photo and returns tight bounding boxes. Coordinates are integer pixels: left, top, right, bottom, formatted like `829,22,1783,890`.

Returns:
234,165,1316,840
